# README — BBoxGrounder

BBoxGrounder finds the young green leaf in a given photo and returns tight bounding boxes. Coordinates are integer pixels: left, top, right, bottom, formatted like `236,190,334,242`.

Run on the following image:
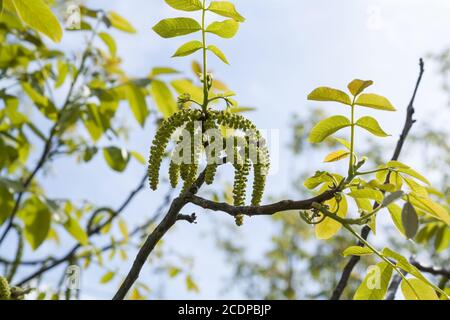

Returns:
19,197,51,250
342,246,373,257
100,271,115,284
206,19,239,38
165,0,203,11
355,93,396,111
103,147,130,172
387,160,430,185
347,79,373,96
63,215,89,246
55,60,68,88
315,196,348,240
207,1,245,22
409,194,450,225
0,186,14,226
99,32,117,56
323,150,350,163
355,116,390,137
125,83,149,127
353,262,393,300
151,80,178,118
307,87,352,106
348,188,384,203
153,17,201,38
9,0,62,42
333,137,351,150
387,203,406,237
401,202,419,239
172,40,203,57
309,115,351,143
401,278,439,300
107,11,136,33
207,45,229,64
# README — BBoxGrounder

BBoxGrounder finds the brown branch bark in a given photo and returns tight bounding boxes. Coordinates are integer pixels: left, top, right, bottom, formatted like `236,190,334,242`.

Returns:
330,58,425,300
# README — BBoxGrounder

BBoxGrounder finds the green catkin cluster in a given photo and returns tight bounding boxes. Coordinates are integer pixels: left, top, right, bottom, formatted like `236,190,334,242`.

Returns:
148,109,270,213
204,118,220,185
0,276,10,300
148,108,201,190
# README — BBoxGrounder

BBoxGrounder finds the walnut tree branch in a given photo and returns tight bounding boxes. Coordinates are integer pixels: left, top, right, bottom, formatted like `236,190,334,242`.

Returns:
330,58,425,300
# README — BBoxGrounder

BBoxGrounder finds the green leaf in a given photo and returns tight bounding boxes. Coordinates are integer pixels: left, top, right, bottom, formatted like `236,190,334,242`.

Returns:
303,171,334,190
63,214,89,246
165,0,203,11
100,271,115,284
206,19,239,38
347,79,373,96
323,150,350,163
20,197,51,250
153,17,201,38
0,186,14,226
315,196,348,240
103,147,130,172
355,93,396,111
21,82,57,120
401,278,439,300
409,194,450,225
171,79,204,104
131,151,146,165
125,83,148,127
10,0,62,42
186,275,199,292
401,202,419,239
149,67,179,77
388,204,406,237
342,246,373,257
307,87,352,106
387,160,430,185
118,219,129,242
107,11,136,33
355,116,390,137
99,32,117,56
207,45,229,64
55,60,68,88
151,80,178,118
309,115,351,143
172,40,203,57
348,188,384,203
207,1,245,22
353,262,393,300
333,137,351,150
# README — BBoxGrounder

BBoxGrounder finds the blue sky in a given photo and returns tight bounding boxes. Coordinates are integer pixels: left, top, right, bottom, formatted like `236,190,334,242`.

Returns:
5,0,450,299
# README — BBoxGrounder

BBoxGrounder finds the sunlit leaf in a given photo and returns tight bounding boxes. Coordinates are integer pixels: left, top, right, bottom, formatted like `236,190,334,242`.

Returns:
207,45,229,64
315,195,347,240
342,246,373,257
356,116,390,137
125,83,149,127
172,40,203,57
151,80,178,118
401,278,439,300
309,115,351,143
348,188,383,203
99,32,117,56
323,150,349,163
206,19,239,38
153,17,201,38
348,79,373,96
354,262,393,300
107,11,136,33
307,87,352,106
103,147,130,172
63,214,89,246
99,271,115,284
0,186,14,226
208,1,245,22
19,197,51,250
165,0,203,11
355,93,396,111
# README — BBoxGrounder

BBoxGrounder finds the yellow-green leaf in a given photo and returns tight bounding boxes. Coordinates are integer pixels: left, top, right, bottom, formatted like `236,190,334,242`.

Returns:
153,17,201,38
21,82,57,120
307,87,352,106
409,194,450,225
354,262,393,300
107,11,136,33
315,196,348,240
99,32,117,56
63,215,89,246
323,150,350,163
401,278,439,300
172,40,203,57
125,83,148,127
401,202,419,239
207,45,229,64
342,246,373,257
309,115,351,143
103,147,130,172
347,79,373,96
207,1,245,22
356,116,390,137
165,0,203,11
387,160,430,185
387,203,406,237
10,0,62,42
19,197,51,250
355,93,396,111
118,219,129,242
151,80,178,118
348,188,384,203
206,19,239,38
100,271,115,284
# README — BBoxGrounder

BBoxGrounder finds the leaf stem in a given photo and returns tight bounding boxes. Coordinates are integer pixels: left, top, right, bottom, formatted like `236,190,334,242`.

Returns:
201,0,208,111
348,98,356,176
